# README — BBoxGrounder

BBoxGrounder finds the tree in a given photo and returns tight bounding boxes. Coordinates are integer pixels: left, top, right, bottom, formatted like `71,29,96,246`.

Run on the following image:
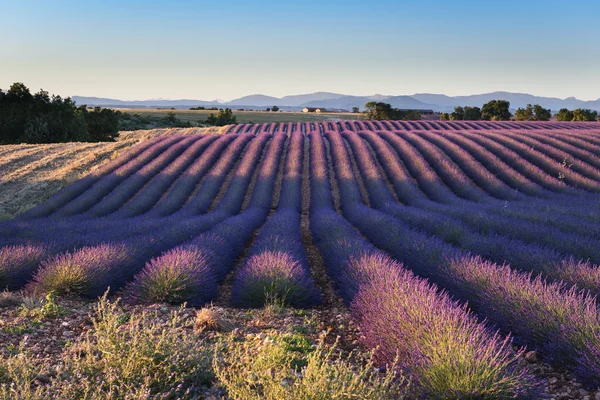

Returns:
364,102,421,121
572,108,598,121
440,113,450,121
556,108,574,121
266,107,271,112
0,82,99,144
450,106,464,121
463,106,482,120
80,106,121,141
365,102,393,120
481,100,512,121
352,107,360,113
206,108,237,126
515,105,535,121
271,106,279,112
532,104,551,121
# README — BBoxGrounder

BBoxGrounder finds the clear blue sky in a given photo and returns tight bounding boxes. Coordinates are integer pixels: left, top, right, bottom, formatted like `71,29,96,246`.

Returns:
1,0,599,101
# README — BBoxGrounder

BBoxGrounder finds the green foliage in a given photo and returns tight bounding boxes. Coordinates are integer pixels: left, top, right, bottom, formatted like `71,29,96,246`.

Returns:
481,100,512,121
440,112,450,121
0,82,119,144
450,106,464,120
572,108,598,121
80,107,121,141
19,292,66,320
271,106,279,112
214,335,408,400
364,102,421,121
448,106,481,121
464,106,482,120
352,106,360,113
555,108,598,121
556,108,574,121
515,104,551,121
206,108,237,126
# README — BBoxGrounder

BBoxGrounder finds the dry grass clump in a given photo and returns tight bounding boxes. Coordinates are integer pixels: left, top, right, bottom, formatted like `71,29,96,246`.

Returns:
0,293,213,399
194,306,235,332
213,333,408,400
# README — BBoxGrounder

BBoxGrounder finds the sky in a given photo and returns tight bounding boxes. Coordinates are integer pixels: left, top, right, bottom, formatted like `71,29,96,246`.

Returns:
1,0,599,101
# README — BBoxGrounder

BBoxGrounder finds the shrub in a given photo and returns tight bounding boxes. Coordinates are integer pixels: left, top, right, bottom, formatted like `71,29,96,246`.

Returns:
232,251,318,308
0,294,213,398
214,334,408,400
0,244,47,290
30,243,132,297
127,246,218,306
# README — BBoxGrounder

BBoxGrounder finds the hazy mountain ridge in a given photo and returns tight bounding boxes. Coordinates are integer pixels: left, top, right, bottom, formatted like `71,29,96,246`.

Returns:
73,92,600,112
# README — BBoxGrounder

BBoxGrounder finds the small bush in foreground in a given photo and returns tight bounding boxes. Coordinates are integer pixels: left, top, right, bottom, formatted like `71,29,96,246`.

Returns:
232,251,318,308
30,243,131,297
214,334,408,400
0,293,213,399
127,246,217,306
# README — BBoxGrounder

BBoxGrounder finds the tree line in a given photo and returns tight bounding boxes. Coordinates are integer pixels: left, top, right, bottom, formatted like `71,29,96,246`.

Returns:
0,83,120,144
364,102,422,121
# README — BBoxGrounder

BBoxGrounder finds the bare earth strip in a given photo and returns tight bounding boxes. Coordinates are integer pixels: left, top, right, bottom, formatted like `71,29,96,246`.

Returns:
0,127,225,219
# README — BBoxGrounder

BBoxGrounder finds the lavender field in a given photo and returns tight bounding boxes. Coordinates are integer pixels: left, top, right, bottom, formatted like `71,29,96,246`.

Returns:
2,120,600,397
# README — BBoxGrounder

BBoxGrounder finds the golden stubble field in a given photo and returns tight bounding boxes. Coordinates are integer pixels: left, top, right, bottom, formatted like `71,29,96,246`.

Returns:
0,127,225,219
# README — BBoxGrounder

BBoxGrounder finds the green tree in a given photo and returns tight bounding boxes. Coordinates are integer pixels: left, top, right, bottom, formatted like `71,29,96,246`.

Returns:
0,82,93,144
440,113,450,121
463,106,482,120
572,108,598,121
206,108,237,126
450,106,464,121
515,104,535,121
266,107,271,112
555,108,574,121
272,106,279,112
532,104,551,121
352,107,360,113
364,102,421,121
481,100,512,121
80,107,121,141
365,102,394,120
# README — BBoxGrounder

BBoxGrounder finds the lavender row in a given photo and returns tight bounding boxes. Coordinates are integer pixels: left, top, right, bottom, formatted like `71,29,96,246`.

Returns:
232,132,320,307
226,121,600,135
175,132,271,217
125,134,290,305
15,136,169,220
307,131,532,397
324,130,600,383
361,130,600,245
50,135,187,217
3,133,281,292
107,135,219,218
479,131,600,191
82,135,204,217
145,134,248,217
342,131,600,294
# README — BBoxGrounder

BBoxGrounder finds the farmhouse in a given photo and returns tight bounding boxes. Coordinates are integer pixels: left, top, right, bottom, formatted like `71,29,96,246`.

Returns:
302,107,328,113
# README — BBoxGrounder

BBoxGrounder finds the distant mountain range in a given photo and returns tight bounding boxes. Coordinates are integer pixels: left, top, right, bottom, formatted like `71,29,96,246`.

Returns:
73,91,600,112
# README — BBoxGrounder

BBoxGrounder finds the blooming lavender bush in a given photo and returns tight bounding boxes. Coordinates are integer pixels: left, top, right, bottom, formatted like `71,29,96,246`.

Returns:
232,251,319,307
0,244,47,290
127,246,218,306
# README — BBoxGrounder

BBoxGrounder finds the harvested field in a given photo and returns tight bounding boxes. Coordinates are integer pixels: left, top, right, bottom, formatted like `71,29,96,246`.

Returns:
0,127,224,219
